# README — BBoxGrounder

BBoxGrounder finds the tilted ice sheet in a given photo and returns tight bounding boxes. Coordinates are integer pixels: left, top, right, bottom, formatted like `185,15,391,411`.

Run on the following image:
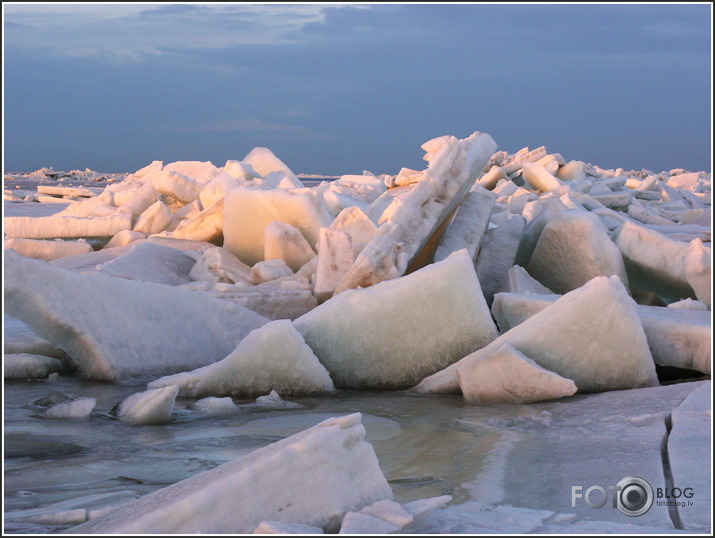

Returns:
294,250,498,389
4,214,132,239
4,238,93,261
4,250,269,381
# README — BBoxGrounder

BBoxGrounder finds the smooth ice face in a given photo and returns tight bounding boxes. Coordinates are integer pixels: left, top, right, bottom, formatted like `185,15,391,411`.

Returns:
264,221,316,272
4,238,93,261
313,228,353,303
252,259,293,284
68,413,392,534
148,320,335,398
500,265,554,295
46,397,96,420
474,215,526,305
115,183,159,218
191,397,237,415
168,199,224,243
132,200,173,236
294,250,498,389
104,230,145,249
684,239,711,308
416,276,658,394
223,186,333,266
4,250,269,381
339,512,400,534
526,210,628,294
254,521,324,534
198,173,239,209
4,214,132,240
329,207,378,260
456,344,577,404
149,170,201,204
117,385,179,426
189,246,253,284
242,147,303,188
163,161,221,184
3,354,63,380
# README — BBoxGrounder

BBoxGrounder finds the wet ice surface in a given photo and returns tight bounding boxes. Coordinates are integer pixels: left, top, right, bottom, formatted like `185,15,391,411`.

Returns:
3,376,708,533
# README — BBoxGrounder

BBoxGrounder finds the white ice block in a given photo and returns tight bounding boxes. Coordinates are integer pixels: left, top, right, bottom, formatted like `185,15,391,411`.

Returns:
190,246,253,284
514,198,569,267
684,239,711,308
191,397,237,415
36,185,101,198
4,250,269,381
295,250,498,389
223,160,261,181
46,397,96,420
337,132,497,292
500,146,547,174
168,198,224,244
69,413,392,534
163,160,221,184
314,228,353,302
199,173,239,211
500,265,554,296
116,385,179,425
56,197,121,219
149,320,335,398
242,147,304,188
254,521,324,534
556,160,587,182
3,353,63,379
527,210,628,294
4,214,132,239
330,175,386,203
252,259,294,284
329,207,378,260
416,276,658,394
456,344,577,403
4,238,93,261
103,230,145,249
474,216,526,305
264,221,316,272
433,185,496,263
115,183,159,218
339,512,400,534
133,200,173,236
223,186,333,266
149,170,201,204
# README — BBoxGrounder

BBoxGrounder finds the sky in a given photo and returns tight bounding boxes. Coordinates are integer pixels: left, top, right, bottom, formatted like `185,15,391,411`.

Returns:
3,3,712,175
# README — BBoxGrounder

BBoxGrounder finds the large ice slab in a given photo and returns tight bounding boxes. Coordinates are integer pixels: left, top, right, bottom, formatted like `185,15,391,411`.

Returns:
4,238,93,261
3,354,64,380
4,250,269,381
223,186,333,266
167,199,224,244
491,291,711,374
149,170,201,204
189,246,253,284
264,221,316,272
116,385,179,426
313,228,353,302
457,344,577,404
242,147,304,189
295,250,498,389
132,200,173,236
163,160,221,184
433,185,496,263
69,413,392,534
329,207,378,260
474,216,526,305
684,239,711,308
336,131,496,292
149,320,335,398
4,214,132,239
527,210,628,294
500,265,554,295
416,276,658,394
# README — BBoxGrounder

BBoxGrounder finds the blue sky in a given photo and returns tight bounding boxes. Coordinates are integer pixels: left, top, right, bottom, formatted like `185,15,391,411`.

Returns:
3,3,712,175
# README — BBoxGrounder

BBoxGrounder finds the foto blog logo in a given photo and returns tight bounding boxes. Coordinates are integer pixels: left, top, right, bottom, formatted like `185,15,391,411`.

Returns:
572,476,654,517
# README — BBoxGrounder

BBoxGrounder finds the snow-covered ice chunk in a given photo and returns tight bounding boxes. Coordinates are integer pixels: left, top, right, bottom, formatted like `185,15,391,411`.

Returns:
314,228,353,302
500,146,548,174
295,250,498,389
4,214,132,239
252,259,293,284
401,495,452,529
416,276,658,394
223,186,333,266
103,230,145,249
514,197,568,266
36,185,100,198
197,174,239,209
116,385,179,425
684,239,711,308
456,344,577,403
556,160,587,182
394,167,422,187
56,197,121,219
667,298,708,311
433,185,496,263
477,166,508,190
115,183,159,218
132,200,173,236
190,246,253,284
329,207,378,260
358,499,413,528
149,320,335,398
339,512,400,534
69,413,392,534
191,396,237,415
255,390,302,409
242,147,303,188
474,216,526,305
330,175,386,203
4,354,63,380
149,170,201,204
4,238,93,261
46,397,96,420
223,160,261,181
5,250,269,381
254,521,324,534
168,199,224,244
336,131,497,292
264,221,316,272
163,160,221,184
527,210,628,294
500,265,554,295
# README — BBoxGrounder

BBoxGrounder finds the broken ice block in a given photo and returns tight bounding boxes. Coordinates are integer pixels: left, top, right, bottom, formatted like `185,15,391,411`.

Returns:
456,344,577,404
500,265,555,295
416,276,658,394
168,199,224,244
198,173,239,210
69,413,392,534
149,170,201,204
3,353,64,380
474,216,526,305
163,160,221,184
4,214,132,240
329,207,378,260
103,230,145,249
252,259,294,284
115,183,159,218
133,200,173,236
46,397,96,420
295,250,498,389
264,221,316,272
116,385,179,425
684,239,711,308
189,246,253,284
242,147,304,188
4,238,93,261
223,160,261,181
314,228,353,303
148,320,335,398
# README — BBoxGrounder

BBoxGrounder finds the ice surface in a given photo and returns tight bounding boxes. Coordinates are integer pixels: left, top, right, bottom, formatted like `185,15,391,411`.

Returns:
667,298,708,311
163,160,221,185
116,385,179,425
223,186,333,266
189,246,253,284
474,216,526,305
526,210,628,294
4,214,132,239
456,344,577,404
69,413,392,533
254,521,324,534
223,160,261,181
336,132,497,292
191,396,238,415
434,185,496,263
330,174,386,203
5,250,269,381
46,397,96,420
114,183,159,218
684,238,711,308
103,230,145,249
314,228,353,302
514,198,568,267
252,259,294,284
4,354,64,380
264,221,316,272
492,291,711,374
295,250,498,389
149,170,201,203
329,206,378,260
500,265,554,295
338,512,400,534
55,196,121,219
243,147,304,189
416,276,658,394
254,390,302,409
521,162,563,193
4,238,93,261
51,241,196,286
401,495,452,529
167,199,224,244
357,499,414,527
132,200,173,236
36,185,100,198
478,166,508,190
148,320,335,398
